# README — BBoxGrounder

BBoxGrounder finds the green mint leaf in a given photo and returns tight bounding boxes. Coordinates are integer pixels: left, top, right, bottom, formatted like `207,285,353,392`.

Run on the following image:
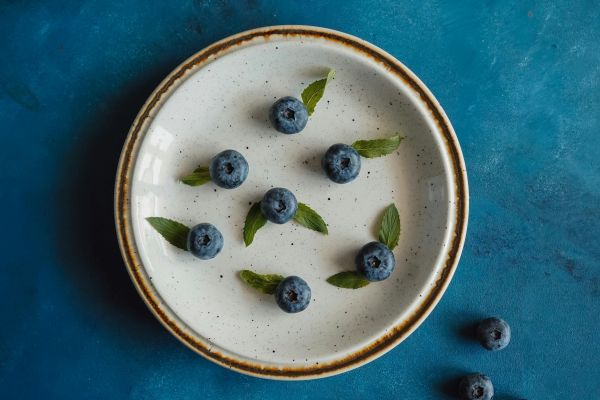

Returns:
326,271,370,289
293,202,328,234
378,203,400,250
181,166,211,186
239,270,284,294
301,69,335,116
146,217,190,250
243,202,268,246
351,134,404,158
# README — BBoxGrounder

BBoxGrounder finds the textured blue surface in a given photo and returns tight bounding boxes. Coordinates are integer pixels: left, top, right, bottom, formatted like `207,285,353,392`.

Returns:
1,1,599,398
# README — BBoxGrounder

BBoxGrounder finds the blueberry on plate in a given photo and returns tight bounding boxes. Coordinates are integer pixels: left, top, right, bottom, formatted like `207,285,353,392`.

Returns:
355,241,395,282
260,187,298,224
322,143,361,184
275,276,311,313
476,317,511,351
458,373,494,400
269,96,308,134
209,149,249,189
187,223,223,260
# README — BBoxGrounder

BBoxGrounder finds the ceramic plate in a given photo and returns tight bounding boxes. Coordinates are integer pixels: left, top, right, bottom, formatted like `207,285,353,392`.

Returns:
115,26,468,380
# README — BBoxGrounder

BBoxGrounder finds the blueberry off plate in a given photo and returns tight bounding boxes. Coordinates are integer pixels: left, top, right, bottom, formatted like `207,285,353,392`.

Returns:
114,26,468,379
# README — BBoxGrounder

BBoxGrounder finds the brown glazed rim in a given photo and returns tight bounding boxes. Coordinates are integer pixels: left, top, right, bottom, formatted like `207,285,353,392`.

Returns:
114,26,468,380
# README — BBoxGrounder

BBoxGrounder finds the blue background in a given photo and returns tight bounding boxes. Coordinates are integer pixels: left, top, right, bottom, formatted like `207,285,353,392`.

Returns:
1,1,599,398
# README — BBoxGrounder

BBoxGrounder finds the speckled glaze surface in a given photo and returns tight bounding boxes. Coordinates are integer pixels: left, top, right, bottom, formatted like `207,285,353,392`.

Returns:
115,26,468,379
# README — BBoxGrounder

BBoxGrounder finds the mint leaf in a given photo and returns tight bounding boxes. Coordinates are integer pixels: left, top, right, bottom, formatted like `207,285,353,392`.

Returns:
351,134,403,158
293,203,328,234
327,271,370,289
243,202,268,246
239,270,284,294
301,69,335,116
146,217,190,250
181,166,211,186
378,203,400,250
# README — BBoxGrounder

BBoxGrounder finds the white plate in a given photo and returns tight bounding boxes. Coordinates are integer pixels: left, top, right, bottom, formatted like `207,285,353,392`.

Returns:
115,26,468,380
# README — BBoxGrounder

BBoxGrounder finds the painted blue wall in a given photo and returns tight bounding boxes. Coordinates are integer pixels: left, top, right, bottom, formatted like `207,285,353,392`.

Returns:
1,1,599,398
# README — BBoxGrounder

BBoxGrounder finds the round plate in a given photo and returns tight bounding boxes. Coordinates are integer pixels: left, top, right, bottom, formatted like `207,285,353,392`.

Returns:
115,26,468,380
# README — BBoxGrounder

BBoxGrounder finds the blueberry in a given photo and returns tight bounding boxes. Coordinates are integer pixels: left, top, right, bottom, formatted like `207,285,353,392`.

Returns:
260,187,298,224
187,223,223,260
322,143,361,184
476,317,511,351
355,241,395,282
275,276,311,313
269,96,308,134
209,149,249,189
458,373,494,400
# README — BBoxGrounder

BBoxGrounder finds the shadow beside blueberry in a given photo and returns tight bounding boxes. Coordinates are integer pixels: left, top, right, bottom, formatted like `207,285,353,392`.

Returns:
247,98,274,130
333,244,359,272
434,369,470,398
447,312,489,345
294,151,322,177
458,320,481,343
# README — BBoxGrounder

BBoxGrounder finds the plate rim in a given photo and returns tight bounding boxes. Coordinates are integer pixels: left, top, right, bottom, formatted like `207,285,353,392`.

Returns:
114,25,469,380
